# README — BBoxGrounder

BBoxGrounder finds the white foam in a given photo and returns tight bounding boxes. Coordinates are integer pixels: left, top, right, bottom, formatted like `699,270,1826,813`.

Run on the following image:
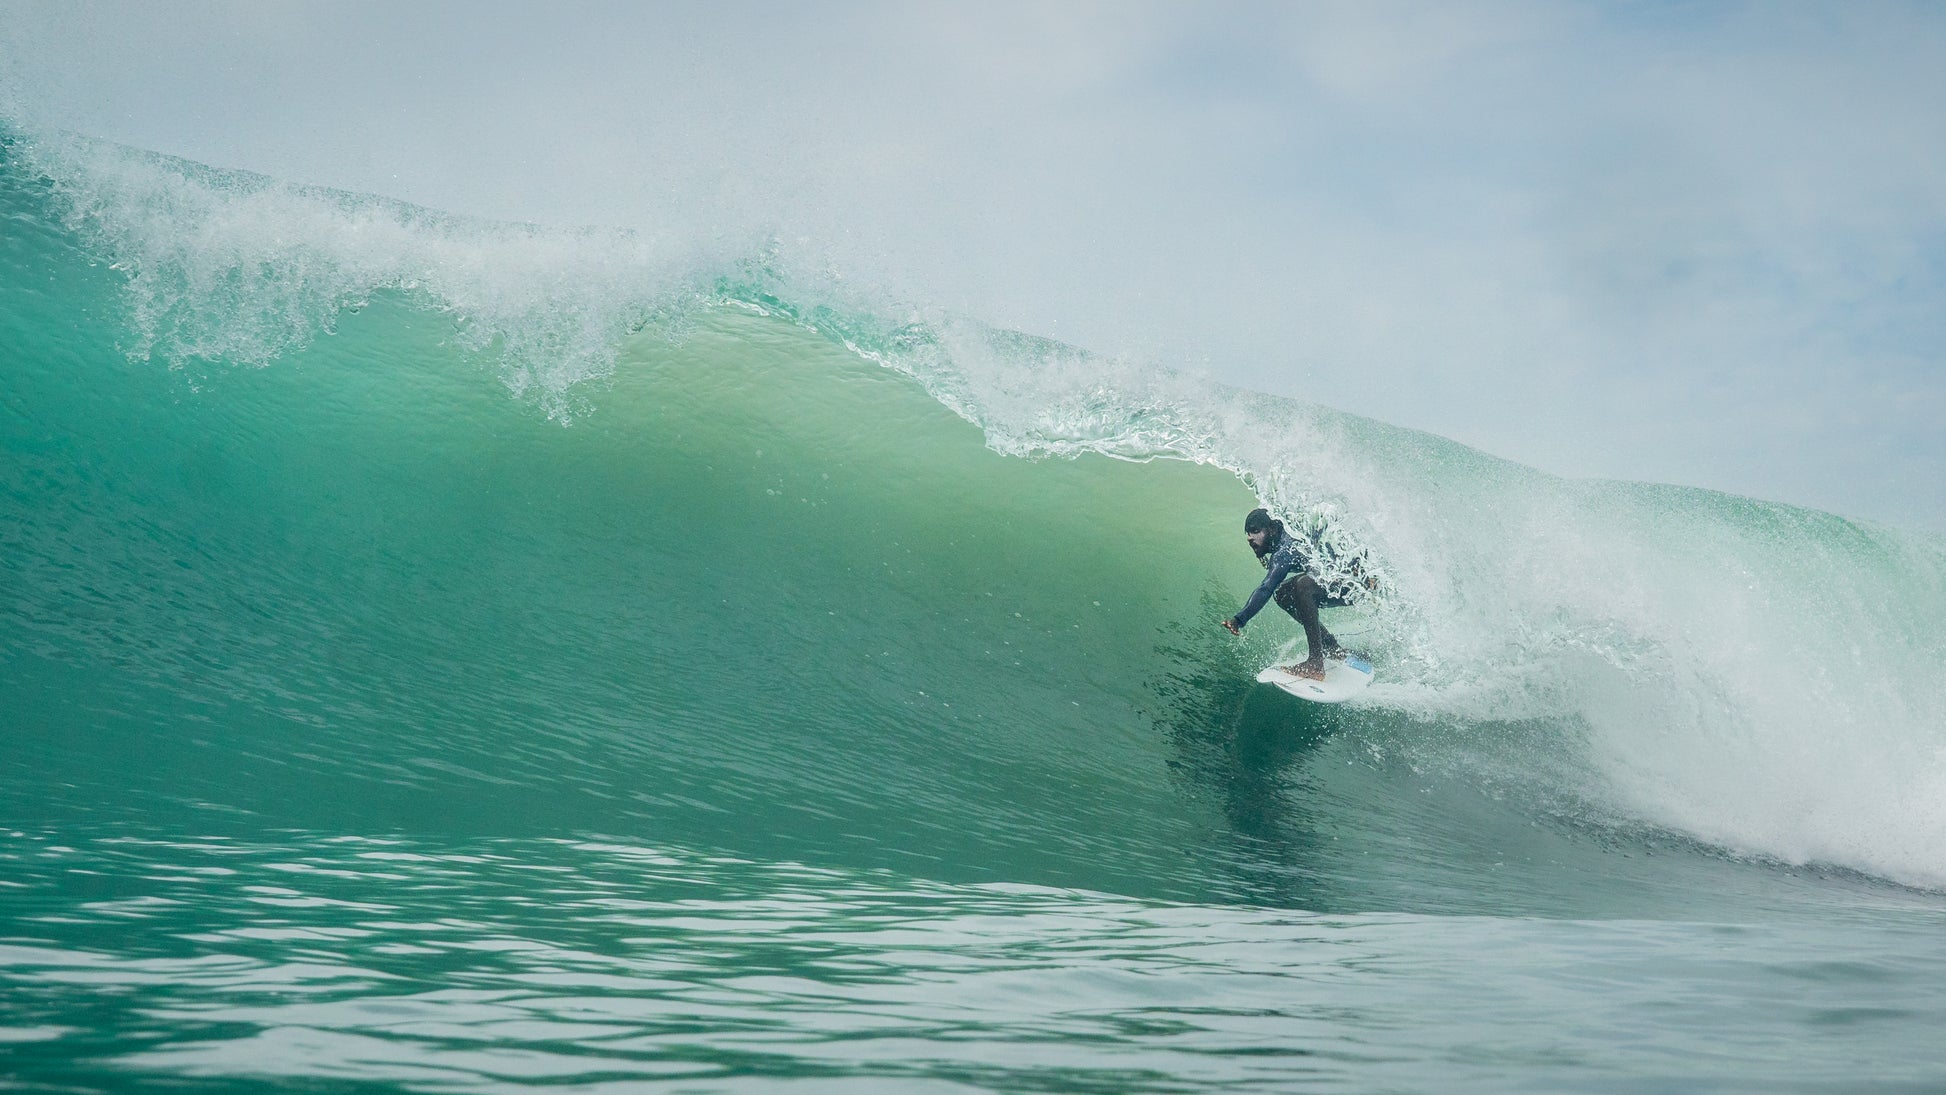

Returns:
12,128,749,418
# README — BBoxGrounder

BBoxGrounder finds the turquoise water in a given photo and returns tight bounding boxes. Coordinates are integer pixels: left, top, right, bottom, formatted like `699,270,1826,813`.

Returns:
5,129,1946,1091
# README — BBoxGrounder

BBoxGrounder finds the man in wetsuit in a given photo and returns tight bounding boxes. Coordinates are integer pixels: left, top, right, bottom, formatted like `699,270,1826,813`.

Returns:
1220,507,1346,681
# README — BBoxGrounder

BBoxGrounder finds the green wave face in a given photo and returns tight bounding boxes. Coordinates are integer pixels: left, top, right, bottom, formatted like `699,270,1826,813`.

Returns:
5,128,1946,914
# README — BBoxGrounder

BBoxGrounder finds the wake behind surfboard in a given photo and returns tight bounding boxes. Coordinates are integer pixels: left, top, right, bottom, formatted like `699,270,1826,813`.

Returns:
1256,655,1376,704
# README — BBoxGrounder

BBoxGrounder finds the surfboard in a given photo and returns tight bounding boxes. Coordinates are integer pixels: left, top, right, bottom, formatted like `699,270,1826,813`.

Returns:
1256,655,1376,704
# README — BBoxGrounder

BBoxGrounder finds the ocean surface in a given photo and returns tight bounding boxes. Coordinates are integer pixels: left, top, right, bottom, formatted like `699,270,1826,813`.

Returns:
5,126,1946,1092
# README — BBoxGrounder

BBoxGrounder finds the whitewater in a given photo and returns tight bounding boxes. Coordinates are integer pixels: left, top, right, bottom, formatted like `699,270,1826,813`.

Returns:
5,123,1946,1092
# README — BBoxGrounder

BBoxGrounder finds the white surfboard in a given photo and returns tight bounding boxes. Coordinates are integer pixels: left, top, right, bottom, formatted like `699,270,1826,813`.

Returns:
1256,655,1376,704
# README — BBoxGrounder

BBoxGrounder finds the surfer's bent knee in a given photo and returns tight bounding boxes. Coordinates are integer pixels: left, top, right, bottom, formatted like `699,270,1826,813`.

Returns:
1273,574,1318,612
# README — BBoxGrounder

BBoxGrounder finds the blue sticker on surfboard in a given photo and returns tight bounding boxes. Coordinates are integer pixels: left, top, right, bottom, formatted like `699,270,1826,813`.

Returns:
1256,655,1375,704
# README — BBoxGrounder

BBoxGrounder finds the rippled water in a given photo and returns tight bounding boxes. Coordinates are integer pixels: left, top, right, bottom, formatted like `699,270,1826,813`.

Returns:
4,829,1944,1093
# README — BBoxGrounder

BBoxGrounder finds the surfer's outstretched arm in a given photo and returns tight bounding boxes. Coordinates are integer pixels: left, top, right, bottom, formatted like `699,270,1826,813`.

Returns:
1226,556,1292,633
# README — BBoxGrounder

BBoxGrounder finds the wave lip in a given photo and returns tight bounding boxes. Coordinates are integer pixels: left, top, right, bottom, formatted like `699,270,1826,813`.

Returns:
6,124,738,416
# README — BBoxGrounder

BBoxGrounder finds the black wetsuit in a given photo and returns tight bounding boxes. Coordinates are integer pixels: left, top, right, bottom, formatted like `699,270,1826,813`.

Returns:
1233,526,1344,660
1232,527,1343,628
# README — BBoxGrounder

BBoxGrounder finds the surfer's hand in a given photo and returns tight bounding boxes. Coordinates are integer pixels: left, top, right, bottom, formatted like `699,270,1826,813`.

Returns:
1221,618,1241,636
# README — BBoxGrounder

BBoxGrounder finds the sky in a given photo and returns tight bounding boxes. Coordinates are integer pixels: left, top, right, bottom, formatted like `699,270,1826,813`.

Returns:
4,0,1944,532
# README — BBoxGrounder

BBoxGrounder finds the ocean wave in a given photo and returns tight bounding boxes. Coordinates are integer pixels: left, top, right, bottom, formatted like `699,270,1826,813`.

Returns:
5,123,1946,892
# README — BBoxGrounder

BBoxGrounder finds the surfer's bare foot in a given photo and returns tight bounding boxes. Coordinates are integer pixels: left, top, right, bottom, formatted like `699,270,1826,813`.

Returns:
1285,659,1326,681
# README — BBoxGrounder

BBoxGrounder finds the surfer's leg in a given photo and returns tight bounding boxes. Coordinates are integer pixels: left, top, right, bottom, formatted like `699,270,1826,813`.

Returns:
1274,576,1329,677
1315,594,1349,658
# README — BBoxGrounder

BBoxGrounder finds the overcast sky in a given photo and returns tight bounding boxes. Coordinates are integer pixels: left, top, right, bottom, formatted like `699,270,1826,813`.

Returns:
5,1,1943,531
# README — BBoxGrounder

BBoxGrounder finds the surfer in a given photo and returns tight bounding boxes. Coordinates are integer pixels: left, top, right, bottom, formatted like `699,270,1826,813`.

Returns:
1220,508,1347,681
